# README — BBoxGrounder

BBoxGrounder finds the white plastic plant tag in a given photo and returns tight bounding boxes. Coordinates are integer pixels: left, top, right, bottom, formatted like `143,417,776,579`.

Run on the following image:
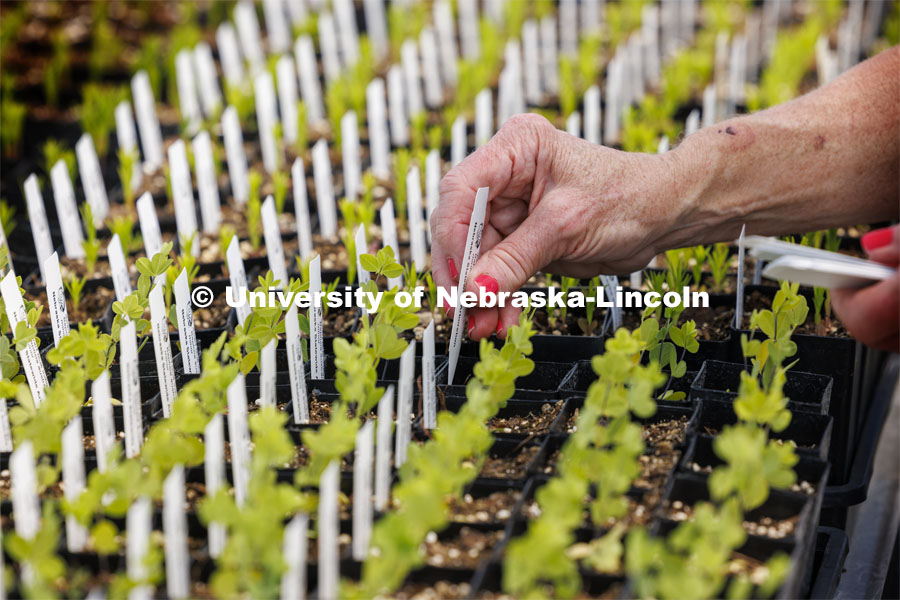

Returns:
374,386,394,510
702,84,716,129
91,370,116,473
364,0,389,60
260,339,277,408
312,140,338,239
235,0,265,74
406,166,427,270
255,71,281,174
583,85,601,145
402,40,424,117
352,420,375,561
318,460,339,600
226,236,251,325
657,136,670,153
581,0,600,35
175,49,201,133
227,374,251,507
334,0,360,66
366,79,391,180
446,187,488,385
120,321,143,458
163,464,190,599
292,159,314,259
425,150,441,244
50,160,85,258
61,416,88,552
295,36,325,123
168,139,199,256
216,23,246,88
341,111,362,199
0,393,11,453
387,66,409,146
309,255,325,379
602,275,623,331
540,15,559,95
108,235,133,302
522,20,542,105
603,57,622,145
263,0,291,54
734,224,746,329
11,441,40,541
23,174,53,281
1,272,48,405
475,88,493,147
684,109,700,136
355,225,369,310
193,130,222,234
560,0,577,56
173,269,201,375
628,35,645,103
131,70,164,171
422,320,436,430
115,101,142,191
433,1,458,86
149,285,178,417
285,304,309,424
318,12,341,84
126,497,153,600
450,116,466,167
204,414,226,558
395,339,415,467
262,196,289,286
420,28,443,109
0,216,13,279
458,0,480,60
75,134,110,226
44,252,70,347
136,192,163,258
379,199,402,290
565,112,580,137
281,513,309,600
642,4,661,86
222,106,250,205
193,42,222,118
276,55,299,145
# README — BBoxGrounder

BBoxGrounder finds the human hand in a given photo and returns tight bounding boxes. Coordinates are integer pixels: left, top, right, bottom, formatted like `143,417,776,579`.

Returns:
831,225,899,352
430,113,690,340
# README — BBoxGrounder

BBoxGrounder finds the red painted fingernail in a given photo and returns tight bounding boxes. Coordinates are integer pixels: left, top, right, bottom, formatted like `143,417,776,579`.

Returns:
861,227,894,252
496,320,503,334
468,315,475,336
448,258,459,279
474,274,499,294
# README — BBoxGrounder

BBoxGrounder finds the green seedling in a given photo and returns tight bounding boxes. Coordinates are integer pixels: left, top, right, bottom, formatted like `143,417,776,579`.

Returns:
64,276,87,314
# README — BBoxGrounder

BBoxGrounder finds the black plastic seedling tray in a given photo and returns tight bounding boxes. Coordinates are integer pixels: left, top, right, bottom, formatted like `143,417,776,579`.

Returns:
437,357,573,399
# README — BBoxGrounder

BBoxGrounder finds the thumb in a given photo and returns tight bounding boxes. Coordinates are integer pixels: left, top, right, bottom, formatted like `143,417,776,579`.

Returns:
466,217,552,297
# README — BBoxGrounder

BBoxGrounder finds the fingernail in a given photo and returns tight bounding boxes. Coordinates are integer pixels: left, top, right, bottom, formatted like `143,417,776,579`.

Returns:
496,320,504,335
468,315,475,336
448,258,459,279
474,274,499,294
862,227,895,252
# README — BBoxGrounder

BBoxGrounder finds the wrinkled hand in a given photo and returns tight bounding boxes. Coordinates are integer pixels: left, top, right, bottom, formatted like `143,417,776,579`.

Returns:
430,113,683,340
831,225,899,352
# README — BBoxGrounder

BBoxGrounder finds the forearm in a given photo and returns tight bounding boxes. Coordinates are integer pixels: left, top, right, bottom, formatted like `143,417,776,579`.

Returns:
664,46,899,248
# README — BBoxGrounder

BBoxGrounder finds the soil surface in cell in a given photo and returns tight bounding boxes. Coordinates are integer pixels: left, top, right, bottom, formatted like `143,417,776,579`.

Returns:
392,580,472,600
477,445,540,480
31,286,115,328
447,489,521,524
423,527,504,569
489,401,563,436
665,499,799,539
742,290,849,337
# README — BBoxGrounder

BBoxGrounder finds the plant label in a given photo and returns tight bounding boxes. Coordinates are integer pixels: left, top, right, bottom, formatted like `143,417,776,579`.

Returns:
628,35,644,103
44,252,70,348
406,166,427,270
684,109,700,136
604,56,622,145
262,195,289,285
523,20,542,105
50,160,85,258
0,215,14,279
131,70,164,171
395,339,415,466
657,136,670,154
204,413,227,558
309,255,325,379
120,321,143,458
540,15,559,95
379,199,403,290
447,187,488,385
425,150,441,244
163,464,190,599
458,0,480,60
23,174,53,281
312,140,338,239
216,23,246,88
227,374,252,507
366,79,391,180
355,225,370,314
109,234,133,302
136,193,162,259
285,304,309,424
387,66,409,146
374,385,394,510
602,275,623,332
222,106,250,205
281,513,309,600
450,116,466,167
193,130,222,234
433,1,458,86
584,85,601,145
260,338,277,407
127,497,153,600
352,419,375,561
0,392,10,453
422,320,436,430
475,88,493,146
295,36,326,123
168,139,199,256
702,84,716,129
193,42,222,118
175,49,201,134
565,112,581,138
318,460,340,600
276,55,299,145
61,416,88,551
234,0,265,74
363,0,389,60
115,100,142,191
1,272,48,405
420,28,443,109
292,159,314,259
11,441,40,541
734,224,746,329
174,269,201,375
318,12,341,84
341,111,362,199
262,0,291,54
334,0,360,66
402,40,424,117
226,236,252,325
91,370,116,472
560,0,577,56
642,4,660,86
76,134,111,226
149,285,178,417
255,70,281,174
